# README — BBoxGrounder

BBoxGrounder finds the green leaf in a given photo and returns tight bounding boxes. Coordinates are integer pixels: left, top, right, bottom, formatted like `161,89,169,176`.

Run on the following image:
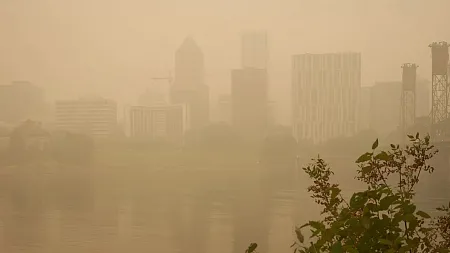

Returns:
400,243,415,252
361,216,370,229
379,195,398,210
416,210,431,219
356,152,372,163
295,228,304,243
309,221,324,231
378,239,393,246
331,187,341,200
343,245,359,253
404,213,416,222
374,151,391,161
361,166,373,175
372,138,379,149
331,241,343,253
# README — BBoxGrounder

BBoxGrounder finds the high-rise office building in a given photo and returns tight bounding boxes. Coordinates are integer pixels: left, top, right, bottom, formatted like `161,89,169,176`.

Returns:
231,68,268,141
170,37,209,130
0,81,46,124
126,104,189,144
241,31,269,69
55,97,117,138
292,53,361,144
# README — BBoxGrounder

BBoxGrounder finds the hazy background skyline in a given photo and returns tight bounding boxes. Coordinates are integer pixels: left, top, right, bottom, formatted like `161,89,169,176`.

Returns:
1,0,449,124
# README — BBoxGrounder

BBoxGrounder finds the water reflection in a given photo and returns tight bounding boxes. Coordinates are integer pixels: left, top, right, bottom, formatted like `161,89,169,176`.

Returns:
0,158,448,253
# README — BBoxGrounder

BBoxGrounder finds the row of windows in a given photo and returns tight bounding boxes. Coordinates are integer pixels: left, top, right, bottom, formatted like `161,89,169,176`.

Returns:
295,88,358,107
294,122,357,144
293,53,361,71
293,71,361,88
295,104,357,122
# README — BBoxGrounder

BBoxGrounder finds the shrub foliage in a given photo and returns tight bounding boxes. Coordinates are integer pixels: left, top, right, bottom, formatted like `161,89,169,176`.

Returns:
248,134,450,253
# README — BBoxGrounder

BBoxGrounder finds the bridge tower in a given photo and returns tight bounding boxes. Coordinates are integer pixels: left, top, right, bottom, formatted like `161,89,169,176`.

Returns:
429,42,450,139
400,63,418,144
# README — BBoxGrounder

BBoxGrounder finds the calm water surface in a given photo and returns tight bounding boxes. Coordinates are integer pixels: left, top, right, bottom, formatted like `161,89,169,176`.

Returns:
0,157,448,253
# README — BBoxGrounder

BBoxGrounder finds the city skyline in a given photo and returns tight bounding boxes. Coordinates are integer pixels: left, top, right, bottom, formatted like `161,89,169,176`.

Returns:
2,0,449,125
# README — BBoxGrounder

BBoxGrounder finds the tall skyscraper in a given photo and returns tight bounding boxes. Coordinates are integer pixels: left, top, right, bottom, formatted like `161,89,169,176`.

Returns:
241,31,269,70
170,37,209,130
231,68,268,141
292,53,361,144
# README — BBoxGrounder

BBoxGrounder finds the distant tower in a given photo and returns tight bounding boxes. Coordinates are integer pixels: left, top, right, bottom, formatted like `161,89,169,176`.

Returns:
241,31,268,70
170,37,209,130
429,42,449,139
400,63,418,143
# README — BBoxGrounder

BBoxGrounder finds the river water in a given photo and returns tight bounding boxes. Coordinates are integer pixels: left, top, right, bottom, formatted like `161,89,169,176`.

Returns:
0,157,448,253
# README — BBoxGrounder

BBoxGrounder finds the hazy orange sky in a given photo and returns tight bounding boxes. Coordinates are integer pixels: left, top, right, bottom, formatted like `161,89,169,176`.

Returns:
1,0,449,124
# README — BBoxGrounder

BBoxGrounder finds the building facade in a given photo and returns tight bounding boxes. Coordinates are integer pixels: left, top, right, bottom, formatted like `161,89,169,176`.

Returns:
369,82,401,136
55,97,117,138
0,81,46,124
170,37,209,130
231,68,268,141
369,78,430,136
359,86,372,131
126,104,189,144
215,94,232,125
292,53,361,144
241,31,269,70
415,78,431,118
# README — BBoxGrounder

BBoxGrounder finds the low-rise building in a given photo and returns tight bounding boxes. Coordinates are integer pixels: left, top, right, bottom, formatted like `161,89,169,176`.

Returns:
55,97,117,138
126,104,189,144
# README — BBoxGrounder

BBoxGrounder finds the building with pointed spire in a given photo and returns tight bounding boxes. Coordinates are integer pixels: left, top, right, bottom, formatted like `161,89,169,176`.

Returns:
170,37,209,130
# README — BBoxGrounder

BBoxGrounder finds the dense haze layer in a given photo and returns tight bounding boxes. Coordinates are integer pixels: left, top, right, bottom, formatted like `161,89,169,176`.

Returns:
1,0,450,124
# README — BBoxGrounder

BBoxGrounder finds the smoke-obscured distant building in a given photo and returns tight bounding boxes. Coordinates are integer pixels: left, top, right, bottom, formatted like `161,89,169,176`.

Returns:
215,94,232,125
55,97,117,138
231,68,268,141
359,86,372,131
241,31,268,70
267,101,277,128
170,37,209,130
416,78,430,117
370,82,401,136
292,53,361,144
126,104,189,144
369,78,430,136
0,81,46,124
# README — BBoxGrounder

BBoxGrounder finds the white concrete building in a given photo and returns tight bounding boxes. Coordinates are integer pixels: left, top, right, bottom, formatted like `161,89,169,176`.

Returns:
125,104,189,144
292,52,361,144
55,97,117,138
